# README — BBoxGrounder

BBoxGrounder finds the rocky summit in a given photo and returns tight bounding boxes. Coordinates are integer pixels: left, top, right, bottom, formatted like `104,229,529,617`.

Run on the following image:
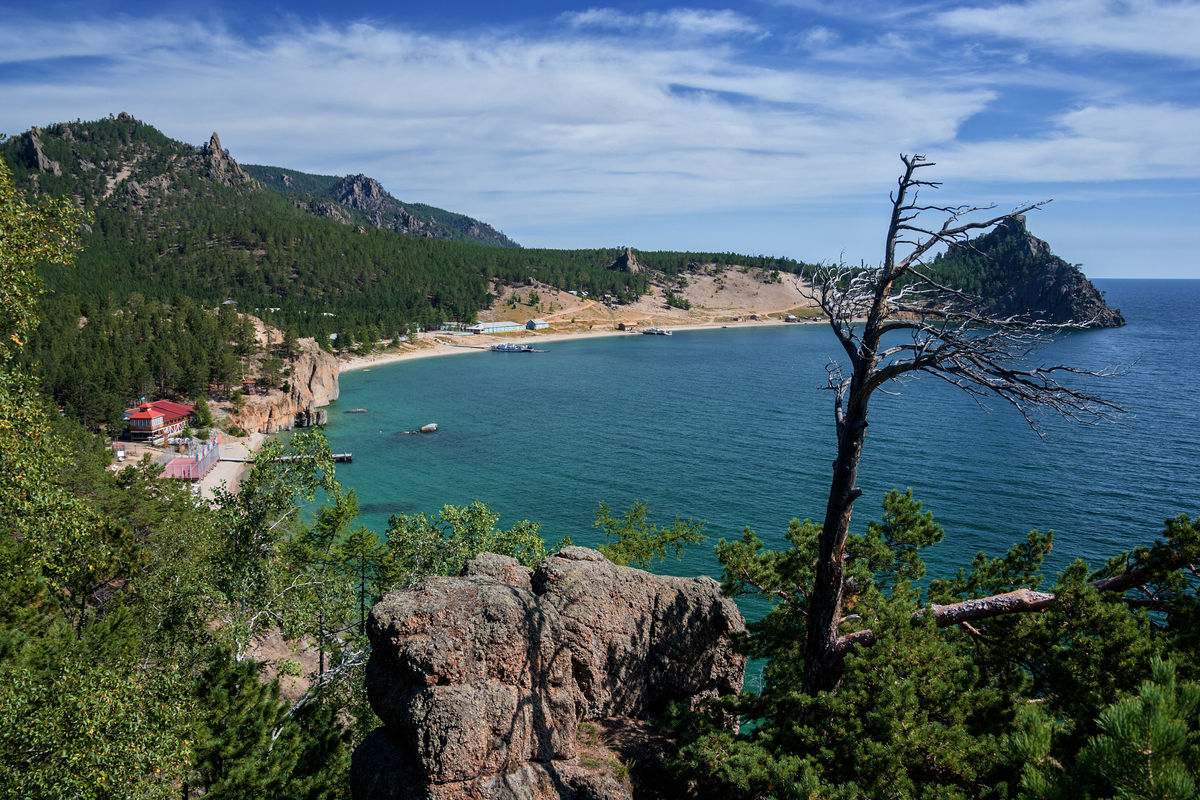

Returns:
933,215,1125,327
352,547,747,800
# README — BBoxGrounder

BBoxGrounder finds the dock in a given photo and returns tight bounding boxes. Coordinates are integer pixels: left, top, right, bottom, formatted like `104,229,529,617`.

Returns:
272,453,353,463
225,452,354,464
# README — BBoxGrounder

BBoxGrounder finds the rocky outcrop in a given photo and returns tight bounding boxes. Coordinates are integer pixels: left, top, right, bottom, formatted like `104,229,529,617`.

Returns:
201,131,255,188
943,216,1124,327
352,548,746,800
534,548,744,720
21,127,61,176
322,174,517,247
334,174,395,214
332,174,434,238
608,248,642,274
232,337,339,434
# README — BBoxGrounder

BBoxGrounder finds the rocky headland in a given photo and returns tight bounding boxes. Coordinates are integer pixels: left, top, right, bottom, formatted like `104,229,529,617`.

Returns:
233,335,340,434
352,547,747,800
937,216,1124,327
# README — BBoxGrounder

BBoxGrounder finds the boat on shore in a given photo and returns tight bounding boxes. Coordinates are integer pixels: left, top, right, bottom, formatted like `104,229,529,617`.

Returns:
642,327,672,336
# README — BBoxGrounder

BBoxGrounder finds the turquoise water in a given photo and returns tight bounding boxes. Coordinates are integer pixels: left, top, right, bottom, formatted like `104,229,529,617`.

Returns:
321,280,1200,602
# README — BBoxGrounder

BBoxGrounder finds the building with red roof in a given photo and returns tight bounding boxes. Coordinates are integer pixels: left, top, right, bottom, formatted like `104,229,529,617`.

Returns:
124,400,195,443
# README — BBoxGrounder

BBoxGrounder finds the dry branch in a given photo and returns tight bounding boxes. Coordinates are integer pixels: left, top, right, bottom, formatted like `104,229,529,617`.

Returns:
831,548,1198,659
800,154,1121,695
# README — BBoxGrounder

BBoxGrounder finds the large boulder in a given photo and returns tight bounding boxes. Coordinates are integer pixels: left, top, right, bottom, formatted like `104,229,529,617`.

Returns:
352,549,746,800
533,547,745,719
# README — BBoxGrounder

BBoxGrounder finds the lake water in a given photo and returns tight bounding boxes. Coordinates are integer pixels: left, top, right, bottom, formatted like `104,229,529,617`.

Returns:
321,280,1200,607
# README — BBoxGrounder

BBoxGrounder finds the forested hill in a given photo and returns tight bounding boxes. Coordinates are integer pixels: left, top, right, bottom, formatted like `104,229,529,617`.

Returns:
927,216,1125,327
1,114,805,341
244,165,519,248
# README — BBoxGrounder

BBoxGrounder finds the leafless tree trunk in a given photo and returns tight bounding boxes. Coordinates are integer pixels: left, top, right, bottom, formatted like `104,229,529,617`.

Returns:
801,155,1120,695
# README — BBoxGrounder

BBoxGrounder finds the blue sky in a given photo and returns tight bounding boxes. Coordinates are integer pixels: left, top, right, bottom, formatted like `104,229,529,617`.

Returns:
2,1,1198,277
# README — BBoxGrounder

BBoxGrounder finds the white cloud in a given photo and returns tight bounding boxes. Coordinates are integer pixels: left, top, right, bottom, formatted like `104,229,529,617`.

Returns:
937,103,1200,183
935,0,1200,61
562,7,762,37
0,14,994,224
0,5,1197,274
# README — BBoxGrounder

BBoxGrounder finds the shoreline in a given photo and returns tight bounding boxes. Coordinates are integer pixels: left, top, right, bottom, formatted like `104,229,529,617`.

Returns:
197,431,266,500
336,317,817,375
191,318,825,496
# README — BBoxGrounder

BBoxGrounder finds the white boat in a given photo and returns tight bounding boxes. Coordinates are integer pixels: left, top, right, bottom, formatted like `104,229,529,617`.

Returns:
642,327,672,336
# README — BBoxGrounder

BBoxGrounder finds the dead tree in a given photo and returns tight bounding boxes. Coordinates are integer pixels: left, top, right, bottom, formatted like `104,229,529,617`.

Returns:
801,154,1122,695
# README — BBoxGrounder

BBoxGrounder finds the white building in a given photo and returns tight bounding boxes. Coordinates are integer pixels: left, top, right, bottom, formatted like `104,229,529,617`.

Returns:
466,321,526,334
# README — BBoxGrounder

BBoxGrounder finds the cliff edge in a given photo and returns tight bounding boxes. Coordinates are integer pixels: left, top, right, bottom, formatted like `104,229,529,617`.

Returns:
233,336,340,434
352,548,747,800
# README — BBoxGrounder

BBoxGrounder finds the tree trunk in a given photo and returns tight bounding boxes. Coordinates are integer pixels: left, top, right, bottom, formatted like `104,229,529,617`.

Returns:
802,388,870,695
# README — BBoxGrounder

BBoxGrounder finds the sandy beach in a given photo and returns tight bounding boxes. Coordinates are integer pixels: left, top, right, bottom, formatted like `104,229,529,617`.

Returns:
197,431,265,500
335,317,812,375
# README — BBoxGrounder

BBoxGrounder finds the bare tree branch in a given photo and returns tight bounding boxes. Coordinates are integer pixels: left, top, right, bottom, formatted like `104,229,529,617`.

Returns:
830,547,1198,659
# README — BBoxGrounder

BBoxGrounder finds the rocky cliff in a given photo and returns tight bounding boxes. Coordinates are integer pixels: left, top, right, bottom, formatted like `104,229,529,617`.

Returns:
352,548,746,800
200,131,255,188
232,337,339,434
244,164,520,248
934,216,1124,327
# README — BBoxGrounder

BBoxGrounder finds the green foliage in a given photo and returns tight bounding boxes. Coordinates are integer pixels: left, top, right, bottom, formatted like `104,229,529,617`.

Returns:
24,292,252,427
0,159,365,798
0,653,190,800
1079,658,1200,800
593,499,706,570
187,648,348,799
385,500,551,581
0,143,88,362
664,290,692,310
672,493,1200,800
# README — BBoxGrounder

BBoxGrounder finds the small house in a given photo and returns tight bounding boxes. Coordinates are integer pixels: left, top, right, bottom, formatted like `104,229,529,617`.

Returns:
785,314,797,323
526,319,549,330
618,322,639,331
242,379,258,395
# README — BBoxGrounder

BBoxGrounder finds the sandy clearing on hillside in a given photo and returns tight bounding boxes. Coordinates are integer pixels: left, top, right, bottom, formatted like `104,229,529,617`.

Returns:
482,265,817,330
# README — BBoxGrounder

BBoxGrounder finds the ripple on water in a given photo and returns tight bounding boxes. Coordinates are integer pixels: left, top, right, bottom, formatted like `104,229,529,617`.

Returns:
325,280,1200,600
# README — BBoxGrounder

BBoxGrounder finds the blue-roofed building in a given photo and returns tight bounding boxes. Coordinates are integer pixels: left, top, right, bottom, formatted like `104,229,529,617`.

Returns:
526,319,549,330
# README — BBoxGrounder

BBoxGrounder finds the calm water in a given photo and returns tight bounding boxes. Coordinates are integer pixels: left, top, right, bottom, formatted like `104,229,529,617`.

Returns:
321,280,1200,606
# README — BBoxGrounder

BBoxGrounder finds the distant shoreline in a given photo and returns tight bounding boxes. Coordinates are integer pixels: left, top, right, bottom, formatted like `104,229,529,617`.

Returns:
335,317,817,375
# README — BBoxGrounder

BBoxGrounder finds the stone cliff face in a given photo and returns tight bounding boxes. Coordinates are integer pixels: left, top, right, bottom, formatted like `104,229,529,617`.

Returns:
943,216,1125,327
608,248,642,274
352,548,747,800
22,127,61,176
201,131,255,188
232,337,340,434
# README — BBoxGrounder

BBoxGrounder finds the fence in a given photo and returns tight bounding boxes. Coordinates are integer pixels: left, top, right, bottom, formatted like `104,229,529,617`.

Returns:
162,436,221,481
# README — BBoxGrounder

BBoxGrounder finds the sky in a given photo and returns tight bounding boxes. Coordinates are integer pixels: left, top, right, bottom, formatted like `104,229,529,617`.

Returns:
2,0,1198,278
